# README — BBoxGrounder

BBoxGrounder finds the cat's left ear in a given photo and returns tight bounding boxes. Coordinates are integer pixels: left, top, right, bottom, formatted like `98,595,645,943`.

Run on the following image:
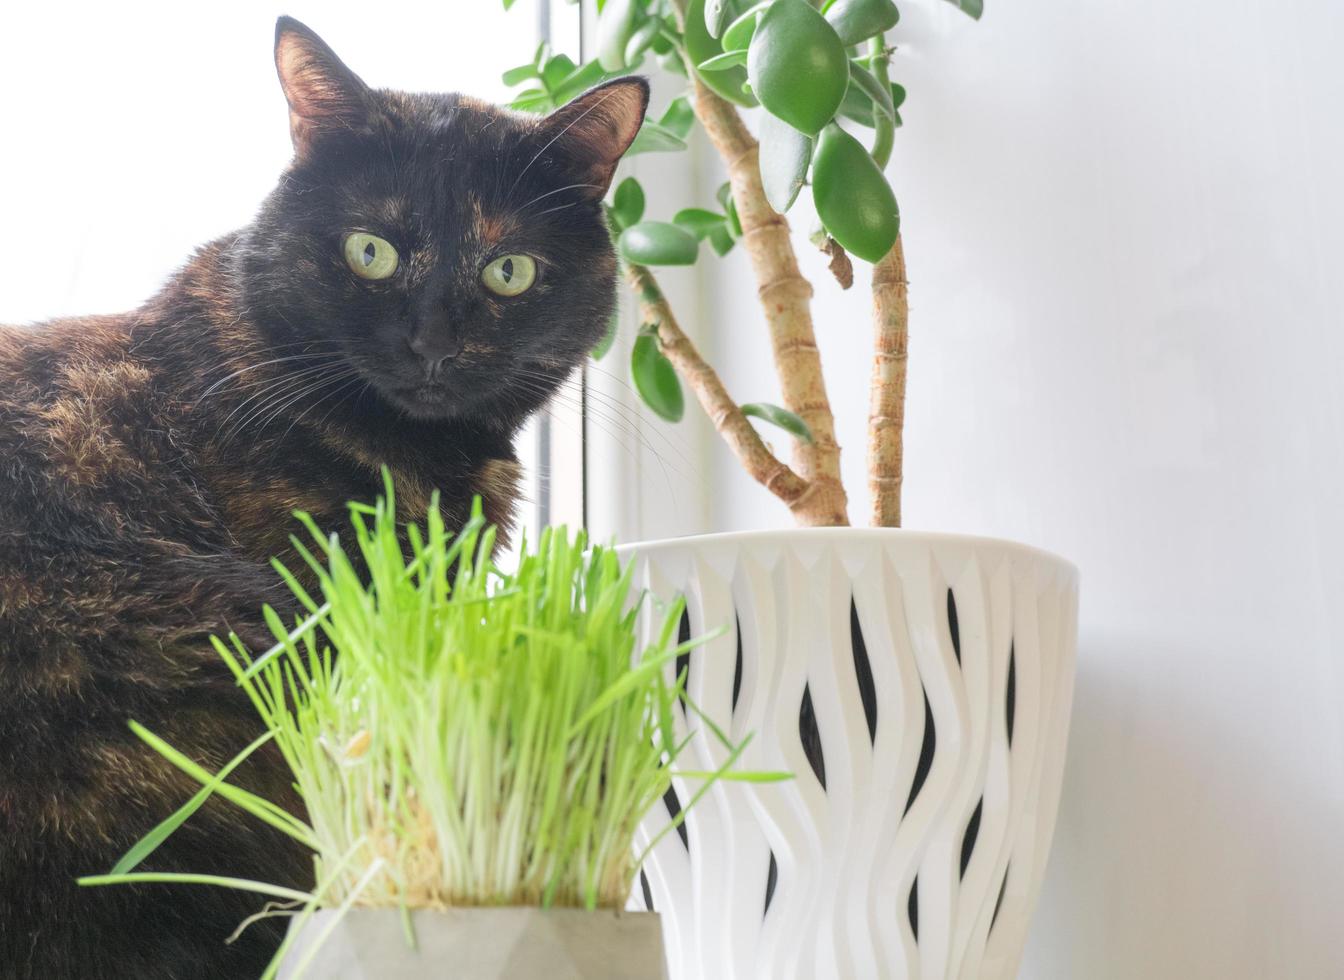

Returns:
274,17,377,159
537,78,650,199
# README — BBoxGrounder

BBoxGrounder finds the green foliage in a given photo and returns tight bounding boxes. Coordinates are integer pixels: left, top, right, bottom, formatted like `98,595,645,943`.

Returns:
703,0,737,37
944,0,984,20
610,177,646,231
659,95,696,139
619,220,701,266
697,49,748,72
631,333,686,422
83,480,781,973
685,0,758,107
720,3,769,51
505,43,619,113
741,402,814,442
591,312,620,360
495,0,983,418
627,120,689,154
850,61,897,123
824,0,899,46
597,0,643,70
759,111,812,213
812,123,899,262
747,0,848,136
673,206,731,240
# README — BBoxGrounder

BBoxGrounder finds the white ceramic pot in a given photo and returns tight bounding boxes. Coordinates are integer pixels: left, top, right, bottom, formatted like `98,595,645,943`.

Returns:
620,529,1078,980
278,907,668,979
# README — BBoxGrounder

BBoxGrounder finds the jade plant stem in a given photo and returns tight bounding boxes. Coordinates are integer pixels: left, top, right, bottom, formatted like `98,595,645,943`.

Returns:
866,33,910,527
685,76,850,526
664,0,848,526
625,261,812,511
868,238,908,527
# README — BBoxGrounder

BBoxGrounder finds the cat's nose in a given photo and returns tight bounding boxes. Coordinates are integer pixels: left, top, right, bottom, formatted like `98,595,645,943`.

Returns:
407,329,462,379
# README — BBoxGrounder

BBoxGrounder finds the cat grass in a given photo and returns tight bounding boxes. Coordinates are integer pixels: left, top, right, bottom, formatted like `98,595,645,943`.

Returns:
79,474,776,976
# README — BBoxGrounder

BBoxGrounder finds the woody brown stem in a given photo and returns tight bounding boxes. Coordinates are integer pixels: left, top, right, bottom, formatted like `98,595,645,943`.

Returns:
686,79,849,527
868,236,908,526
624,262,812,510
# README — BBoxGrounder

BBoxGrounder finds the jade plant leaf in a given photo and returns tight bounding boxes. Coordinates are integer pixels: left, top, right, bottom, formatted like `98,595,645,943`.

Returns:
748,0,849,136
631,334,685,422
551,60,607,105
708,225,736,256
619,221,701,266
660,95,696,139
627,121,689,155
704,0,734,37
591,312,619,361
509,88,554,113
501,63,539,87
943,0,984,19
725,195,744,238
686,0,760,107
716,181,734,212
824,0,899,46
541,53,577,91
721,2,771,51
597,0,642,70
759,110,813,213
624,16,663,64
698,50,749,72
838,78,904,129
673,208,731,240
611,177,645,231
849,61,896,122
811,123,899,262
741,402,814,442
838,82,876,128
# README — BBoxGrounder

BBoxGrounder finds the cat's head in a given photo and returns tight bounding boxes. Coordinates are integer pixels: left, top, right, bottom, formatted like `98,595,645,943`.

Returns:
237,17,648,423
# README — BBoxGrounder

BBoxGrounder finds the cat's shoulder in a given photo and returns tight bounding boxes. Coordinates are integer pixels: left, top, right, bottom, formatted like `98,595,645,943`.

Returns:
0,312,185,497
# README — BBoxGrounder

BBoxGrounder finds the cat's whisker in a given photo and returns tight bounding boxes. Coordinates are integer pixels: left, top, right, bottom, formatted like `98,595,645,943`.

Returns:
210,362,351,438
515,182,603,215
506,373,695,486
510,367,699,476
216,366,357,448
311,376,369,432
531,202,580,220
199,350,345,400
277,373,368,446
238,370,362,448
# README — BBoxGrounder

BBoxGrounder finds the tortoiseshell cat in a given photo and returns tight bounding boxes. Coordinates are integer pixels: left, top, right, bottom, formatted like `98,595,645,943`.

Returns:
0,18,647,978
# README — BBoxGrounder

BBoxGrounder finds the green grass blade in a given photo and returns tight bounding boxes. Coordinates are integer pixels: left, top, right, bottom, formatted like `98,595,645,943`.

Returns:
77,873,313,904
128,722,316,848
109,729,277,875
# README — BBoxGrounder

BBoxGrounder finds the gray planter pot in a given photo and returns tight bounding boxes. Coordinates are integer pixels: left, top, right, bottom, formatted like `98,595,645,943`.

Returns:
278,907,668,980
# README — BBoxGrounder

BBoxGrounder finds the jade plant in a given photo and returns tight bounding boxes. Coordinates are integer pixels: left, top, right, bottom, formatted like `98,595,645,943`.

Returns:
501,0,981,527
80,479,773,977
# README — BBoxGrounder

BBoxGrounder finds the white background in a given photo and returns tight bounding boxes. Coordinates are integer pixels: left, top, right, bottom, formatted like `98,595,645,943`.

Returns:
4,2,1343,977
688,1,1344,977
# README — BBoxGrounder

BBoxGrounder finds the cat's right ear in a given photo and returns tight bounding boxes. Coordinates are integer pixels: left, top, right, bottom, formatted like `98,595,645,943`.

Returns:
274,17,376,160
536,78,650,199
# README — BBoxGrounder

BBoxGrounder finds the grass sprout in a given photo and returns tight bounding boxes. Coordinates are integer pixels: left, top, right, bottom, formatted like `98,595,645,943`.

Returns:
80,473,782,975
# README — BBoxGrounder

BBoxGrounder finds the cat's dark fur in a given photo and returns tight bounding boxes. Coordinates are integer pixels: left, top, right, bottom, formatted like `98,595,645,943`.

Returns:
0,18,647,978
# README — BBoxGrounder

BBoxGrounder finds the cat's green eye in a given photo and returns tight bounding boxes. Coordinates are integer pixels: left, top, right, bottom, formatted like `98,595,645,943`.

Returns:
481,254,537,297
343,232,399,281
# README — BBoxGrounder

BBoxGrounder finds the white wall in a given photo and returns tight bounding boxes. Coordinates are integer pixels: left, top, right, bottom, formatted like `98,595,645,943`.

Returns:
697,1,1344,976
